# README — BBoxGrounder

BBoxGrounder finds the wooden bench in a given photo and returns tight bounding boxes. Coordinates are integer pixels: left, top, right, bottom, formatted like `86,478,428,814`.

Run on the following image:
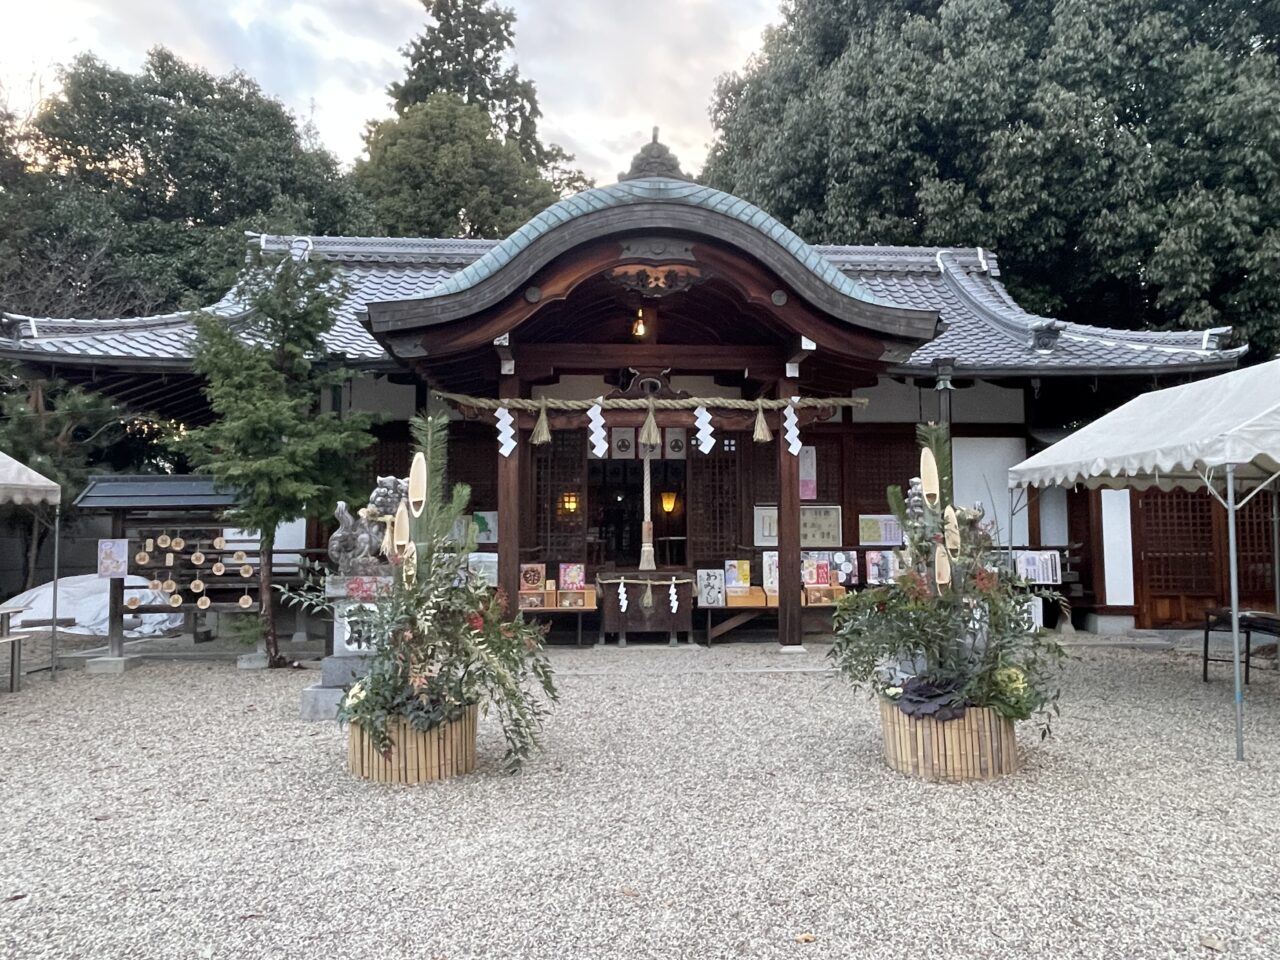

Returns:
1203,608,1280,683
0,604,29,693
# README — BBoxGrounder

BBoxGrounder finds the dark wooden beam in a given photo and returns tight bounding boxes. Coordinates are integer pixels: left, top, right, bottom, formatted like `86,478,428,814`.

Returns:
497,375,521,608
510,343,784,378
776,376,802,646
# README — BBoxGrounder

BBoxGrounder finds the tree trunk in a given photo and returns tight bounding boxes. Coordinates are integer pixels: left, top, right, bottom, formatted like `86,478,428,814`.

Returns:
260,529,282,667
24,513,45,591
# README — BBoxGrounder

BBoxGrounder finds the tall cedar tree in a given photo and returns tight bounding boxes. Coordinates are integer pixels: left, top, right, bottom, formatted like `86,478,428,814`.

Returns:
1,48,371,319
385,0,589,197
188,255,373,666
706,0,1280,357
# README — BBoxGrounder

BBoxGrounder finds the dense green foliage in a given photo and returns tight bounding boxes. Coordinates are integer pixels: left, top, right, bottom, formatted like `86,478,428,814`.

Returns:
355,94,561,238
0,48,371,319
830,425,1065,729
186,254,373,664
706,0,1280,356
288,416,557,772
389,0,589,195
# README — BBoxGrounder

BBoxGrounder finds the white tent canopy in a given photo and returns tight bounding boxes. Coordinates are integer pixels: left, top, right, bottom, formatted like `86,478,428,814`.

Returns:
1010,358,1280,492
1009,358,1280,761
0,450,62,684
0,451,61,505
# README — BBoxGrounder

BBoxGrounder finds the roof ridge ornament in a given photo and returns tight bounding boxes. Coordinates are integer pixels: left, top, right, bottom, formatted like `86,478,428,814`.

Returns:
619,126,691,182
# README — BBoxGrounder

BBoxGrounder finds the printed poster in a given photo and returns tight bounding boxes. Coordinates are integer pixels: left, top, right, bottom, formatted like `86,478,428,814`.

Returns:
97,539,129,578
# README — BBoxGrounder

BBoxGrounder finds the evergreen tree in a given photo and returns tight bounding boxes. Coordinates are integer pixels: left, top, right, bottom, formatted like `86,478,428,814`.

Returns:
388,0,590,196
187,254,374,666
706,0,1280,357
1,49,372,319
355,94,560,238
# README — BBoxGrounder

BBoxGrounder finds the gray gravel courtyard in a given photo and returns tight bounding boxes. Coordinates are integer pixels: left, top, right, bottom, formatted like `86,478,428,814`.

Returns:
3,642,1279,959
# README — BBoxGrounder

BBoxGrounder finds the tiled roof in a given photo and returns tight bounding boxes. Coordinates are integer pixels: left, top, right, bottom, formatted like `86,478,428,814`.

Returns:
422,177,900,311
0,232,1243,375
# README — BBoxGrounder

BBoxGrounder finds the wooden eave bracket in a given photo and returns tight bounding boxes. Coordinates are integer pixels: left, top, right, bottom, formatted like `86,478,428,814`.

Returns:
786,336,816,379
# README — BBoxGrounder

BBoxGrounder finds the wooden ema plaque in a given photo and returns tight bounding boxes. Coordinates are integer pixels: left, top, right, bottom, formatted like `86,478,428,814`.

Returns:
879,700,1018,783
347,704,478,784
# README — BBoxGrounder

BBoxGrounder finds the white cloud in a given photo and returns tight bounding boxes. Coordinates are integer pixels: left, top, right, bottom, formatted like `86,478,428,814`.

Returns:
0,0,780,183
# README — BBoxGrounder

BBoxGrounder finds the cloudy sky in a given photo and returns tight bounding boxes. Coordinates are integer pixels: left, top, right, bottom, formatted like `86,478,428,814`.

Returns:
2,0,780,183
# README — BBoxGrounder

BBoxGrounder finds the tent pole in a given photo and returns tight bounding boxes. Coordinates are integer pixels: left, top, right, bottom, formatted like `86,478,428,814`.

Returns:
1225,464,1244,761
1272,488,1280,671
51,505,60,682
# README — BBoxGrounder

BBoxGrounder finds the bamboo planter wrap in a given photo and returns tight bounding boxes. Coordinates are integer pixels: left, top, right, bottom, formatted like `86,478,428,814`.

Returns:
879,699,1018,782
348,704,479,784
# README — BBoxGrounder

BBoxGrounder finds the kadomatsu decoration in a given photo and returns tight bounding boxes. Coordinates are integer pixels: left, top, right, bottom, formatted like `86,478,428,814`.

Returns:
286,415,557,781
829,423,1065,782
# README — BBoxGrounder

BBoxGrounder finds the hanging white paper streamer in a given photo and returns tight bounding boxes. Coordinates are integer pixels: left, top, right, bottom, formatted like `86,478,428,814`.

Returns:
495,407,517,458
782,401,801,456
587,400,609,458
618,577,629,613
694,405,716,454
669,576,679,613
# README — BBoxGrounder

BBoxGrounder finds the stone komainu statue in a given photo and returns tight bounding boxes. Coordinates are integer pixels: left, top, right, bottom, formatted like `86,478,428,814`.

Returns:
327,476,407,575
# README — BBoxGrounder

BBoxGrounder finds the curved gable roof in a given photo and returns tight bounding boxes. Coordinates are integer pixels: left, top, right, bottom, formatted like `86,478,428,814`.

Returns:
366,176,939,343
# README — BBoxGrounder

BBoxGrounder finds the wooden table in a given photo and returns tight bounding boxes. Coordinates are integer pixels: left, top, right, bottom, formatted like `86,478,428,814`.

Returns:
0,605,30,693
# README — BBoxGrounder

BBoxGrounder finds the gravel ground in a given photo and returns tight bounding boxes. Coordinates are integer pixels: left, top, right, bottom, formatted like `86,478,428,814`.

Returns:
2,643,1279,959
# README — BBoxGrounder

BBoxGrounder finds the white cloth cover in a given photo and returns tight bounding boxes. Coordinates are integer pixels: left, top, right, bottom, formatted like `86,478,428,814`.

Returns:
1010,359,1280,491
0,451,60,505
8,574,184,637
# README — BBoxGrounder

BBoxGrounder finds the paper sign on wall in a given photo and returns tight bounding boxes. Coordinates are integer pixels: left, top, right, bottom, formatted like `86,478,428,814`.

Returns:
799,445,817,500
97,539,128,578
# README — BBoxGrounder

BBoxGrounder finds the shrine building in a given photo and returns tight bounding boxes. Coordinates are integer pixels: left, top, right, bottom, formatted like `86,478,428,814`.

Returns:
0,137,1264,641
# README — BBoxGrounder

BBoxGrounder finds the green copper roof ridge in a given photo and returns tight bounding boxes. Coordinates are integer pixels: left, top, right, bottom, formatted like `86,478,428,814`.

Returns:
420,177,896,309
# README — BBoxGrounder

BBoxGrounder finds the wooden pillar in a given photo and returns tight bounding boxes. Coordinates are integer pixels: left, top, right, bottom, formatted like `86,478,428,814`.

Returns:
777,378,802,646
108,510,125,658
497,375,521,610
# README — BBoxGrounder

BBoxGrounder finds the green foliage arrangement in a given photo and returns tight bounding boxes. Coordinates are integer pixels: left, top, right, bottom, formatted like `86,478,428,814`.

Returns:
706,0,1280,356
829,424,1065,732
187,252,374,665
288,415,557,773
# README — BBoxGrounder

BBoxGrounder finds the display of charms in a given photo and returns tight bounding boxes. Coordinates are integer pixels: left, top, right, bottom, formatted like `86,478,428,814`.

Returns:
127,531,262,612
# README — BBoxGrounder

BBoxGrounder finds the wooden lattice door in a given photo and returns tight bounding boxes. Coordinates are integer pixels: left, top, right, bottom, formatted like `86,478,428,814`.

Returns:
687,432,743,566
1135,490,1219,627
533,431,587,564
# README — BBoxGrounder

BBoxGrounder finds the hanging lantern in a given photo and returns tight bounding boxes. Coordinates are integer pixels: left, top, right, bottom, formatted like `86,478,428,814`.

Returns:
407,451,427,517
660,491,677,514
920,448,940,507
560,491,579,514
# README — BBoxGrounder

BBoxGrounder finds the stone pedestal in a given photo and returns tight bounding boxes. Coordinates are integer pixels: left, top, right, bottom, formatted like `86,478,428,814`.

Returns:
299,575,390,721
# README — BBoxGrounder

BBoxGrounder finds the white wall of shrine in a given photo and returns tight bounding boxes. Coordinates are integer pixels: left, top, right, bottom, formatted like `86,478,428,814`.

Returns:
952,437,1030,546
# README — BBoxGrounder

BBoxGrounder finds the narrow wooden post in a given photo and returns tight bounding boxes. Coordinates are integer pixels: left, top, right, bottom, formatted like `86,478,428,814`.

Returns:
497,375,522,608
777,378,802,646
107,510,125,659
